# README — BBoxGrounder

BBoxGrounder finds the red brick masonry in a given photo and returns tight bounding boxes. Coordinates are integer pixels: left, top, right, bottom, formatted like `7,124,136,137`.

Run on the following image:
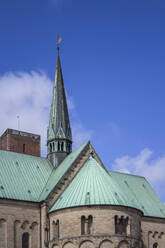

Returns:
0,128,40,157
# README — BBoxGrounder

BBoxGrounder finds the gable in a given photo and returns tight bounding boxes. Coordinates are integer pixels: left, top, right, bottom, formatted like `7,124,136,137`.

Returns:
49,156,131,212
43,142,106,210
39,141,90,203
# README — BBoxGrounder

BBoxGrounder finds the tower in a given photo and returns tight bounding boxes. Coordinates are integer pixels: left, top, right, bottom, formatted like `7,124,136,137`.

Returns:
47,49,72,168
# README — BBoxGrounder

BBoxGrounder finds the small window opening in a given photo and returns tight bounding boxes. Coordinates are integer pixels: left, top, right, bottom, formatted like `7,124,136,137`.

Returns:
81,215,93,235
87,215,93,234
22,232,29,248
81,216,85,235
61,142,64,151
23,144,26,153
45,228,49,242
67,143,71,153
50,143,52,153
114,215,129,235
58,142,60,151
53,220,59,239
153,243,158,248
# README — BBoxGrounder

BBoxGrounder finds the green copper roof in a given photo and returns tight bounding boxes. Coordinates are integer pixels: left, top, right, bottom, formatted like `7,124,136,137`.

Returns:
1,142,165,219
50,157,165,218
0,142,88,202
39,141,89,201
109,171,165,218
0,150,53,202
47,54,72,142
49,157,132,212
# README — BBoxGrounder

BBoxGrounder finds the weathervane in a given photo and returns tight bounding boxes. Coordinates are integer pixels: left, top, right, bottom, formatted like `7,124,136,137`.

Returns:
56,34,62,54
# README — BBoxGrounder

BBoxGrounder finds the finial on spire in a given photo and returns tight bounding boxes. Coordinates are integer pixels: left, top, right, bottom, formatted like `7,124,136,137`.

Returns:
56,34,62,54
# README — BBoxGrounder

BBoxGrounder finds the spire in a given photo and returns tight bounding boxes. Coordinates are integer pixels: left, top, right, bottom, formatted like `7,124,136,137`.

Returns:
47,49,72,168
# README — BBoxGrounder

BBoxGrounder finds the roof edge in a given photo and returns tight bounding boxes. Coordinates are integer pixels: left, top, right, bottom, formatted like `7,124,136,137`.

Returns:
48,203,144,216
43,141,90,202
109,170,146,179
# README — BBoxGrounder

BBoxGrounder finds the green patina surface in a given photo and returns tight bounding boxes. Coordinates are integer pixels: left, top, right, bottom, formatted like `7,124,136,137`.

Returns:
0,142,165,218
49,156,165,218
49,156,129,212
39,141,89,201
47,54,72,142
109,171,165,217
0,142,88,202
0,150,52,202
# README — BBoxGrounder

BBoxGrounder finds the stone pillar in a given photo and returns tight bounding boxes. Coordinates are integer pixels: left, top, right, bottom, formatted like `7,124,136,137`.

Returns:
41,202,48,248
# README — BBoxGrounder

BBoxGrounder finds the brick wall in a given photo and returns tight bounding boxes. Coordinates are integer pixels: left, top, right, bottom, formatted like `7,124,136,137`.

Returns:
0,129,40,157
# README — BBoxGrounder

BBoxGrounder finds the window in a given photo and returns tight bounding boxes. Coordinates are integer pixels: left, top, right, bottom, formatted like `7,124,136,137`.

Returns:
81,215,93,235
23,144,26,153
67,143,70,153
22,232,29,248
45,227,49,243
53,220,59,238
81,216,85,235
153,243,158,248
114,215,129,235
58,142,60,151
87,215,93,234
61,142,64,151
50,143,52,153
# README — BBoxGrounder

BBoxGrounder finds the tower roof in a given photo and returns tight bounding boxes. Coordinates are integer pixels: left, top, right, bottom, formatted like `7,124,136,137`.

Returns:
47,52,72,142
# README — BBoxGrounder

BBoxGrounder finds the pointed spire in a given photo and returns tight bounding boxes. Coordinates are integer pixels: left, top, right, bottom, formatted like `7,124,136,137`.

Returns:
47,49,72,168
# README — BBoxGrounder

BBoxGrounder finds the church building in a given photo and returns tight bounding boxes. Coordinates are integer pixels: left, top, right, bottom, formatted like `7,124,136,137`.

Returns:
0,49,165,248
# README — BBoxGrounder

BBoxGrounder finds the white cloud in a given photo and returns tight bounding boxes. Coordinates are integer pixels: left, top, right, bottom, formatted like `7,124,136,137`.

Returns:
0,71,92,156
111,148,165,199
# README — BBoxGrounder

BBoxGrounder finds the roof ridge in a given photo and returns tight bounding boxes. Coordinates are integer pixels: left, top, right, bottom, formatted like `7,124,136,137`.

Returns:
49,155,129,212
109,170,146,179
38,141,89,202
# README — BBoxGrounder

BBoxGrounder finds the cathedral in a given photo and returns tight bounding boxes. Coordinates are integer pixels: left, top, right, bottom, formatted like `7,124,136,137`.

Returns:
0,49,165,248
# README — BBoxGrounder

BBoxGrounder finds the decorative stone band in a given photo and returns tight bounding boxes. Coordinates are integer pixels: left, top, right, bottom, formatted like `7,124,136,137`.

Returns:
49,234,141,248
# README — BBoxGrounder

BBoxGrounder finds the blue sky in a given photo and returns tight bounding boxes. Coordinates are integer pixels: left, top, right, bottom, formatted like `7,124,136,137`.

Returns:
0,0,165,202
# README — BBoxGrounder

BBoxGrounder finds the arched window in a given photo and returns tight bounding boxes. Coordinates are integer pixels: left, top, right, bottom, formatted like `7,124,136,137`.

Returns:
53,142,55,151
58,142,60,151
81,215,93,235
81,216,85,235
114,215,129,235
87,215,93,234
23,144,26,153
115,215,118,233
22,232,29,248
118,240,129,248
53,220,59,238
45,228,49,243
61,142,64,151
153,243,158,248
50,143,52,153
